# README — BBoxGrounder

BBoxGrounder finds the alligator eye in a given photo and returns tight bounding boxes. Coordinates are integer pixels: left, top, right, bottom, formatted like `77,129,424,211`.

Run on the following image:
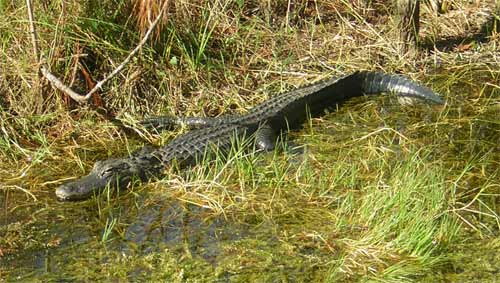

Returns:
99,167,115,178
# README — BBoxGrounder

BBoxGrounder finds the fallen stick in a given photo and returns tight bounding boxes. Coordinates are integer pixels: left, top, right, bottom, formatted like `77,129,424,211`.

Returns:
26,0,170,104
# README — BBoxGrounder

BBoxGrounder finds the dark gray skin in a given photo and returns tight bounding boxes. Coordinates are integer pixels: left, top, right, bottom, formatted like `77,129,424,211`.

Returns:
56,123,260,201
56,70,444,201
141,71,443,132
55,158,140,200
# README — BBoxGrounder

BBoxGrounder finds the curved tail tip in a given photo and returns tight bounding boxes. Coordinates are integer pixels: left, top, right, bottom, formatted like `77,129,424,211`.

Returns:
397,94,445,106
423,93,445,105
358,70,445,105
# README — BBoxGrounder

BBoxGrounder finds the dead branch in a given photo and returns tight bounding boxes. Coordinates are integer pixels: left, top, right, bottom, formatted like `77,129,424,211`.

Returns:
26,0,39,62
26,0,170,104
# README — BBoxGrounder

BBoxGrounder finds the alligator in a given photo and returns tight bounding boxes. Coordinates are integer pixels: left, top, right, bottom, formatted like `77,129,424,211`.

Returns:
55,71,444,201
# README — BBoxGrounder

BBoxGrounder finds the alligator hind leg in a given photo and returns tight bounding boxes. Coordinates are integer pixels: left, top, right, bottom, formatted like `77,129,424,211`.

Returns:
254,124,278,151
141,116,221,132
254,124,307,154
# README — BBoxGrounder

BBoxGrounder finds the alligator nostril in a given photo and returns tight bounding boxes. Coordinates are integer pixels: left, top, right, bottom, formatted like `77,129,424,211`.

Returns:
55,185,68,200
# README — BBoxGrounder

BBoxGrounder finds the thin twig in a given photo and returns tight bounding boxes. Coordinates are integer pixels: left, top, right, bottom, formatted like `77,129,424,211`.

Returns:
26,0,39,62
2,185,38,202
84,0,170,100
26,0,170,104
40,65,85,99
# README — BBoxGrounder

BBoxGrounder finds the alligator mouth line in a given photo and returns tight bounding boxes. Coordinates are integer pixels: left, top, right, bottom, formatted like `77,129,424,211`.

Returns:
56,173,111,201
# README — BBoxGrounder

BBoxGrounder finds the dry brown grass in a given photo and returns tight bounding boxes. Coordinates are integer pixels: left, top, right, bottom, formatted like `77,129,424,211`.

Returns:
132,0,170,40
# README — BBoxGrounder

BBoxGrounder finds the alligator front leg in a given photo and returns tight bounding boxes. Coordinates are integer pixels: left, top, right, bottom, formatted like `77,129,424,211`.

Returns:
141,116,222,132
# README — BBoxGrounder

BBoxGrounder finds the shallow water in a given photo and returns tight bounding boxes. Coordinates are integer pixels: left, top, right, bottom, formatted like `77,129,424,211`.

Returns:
1,188,320,281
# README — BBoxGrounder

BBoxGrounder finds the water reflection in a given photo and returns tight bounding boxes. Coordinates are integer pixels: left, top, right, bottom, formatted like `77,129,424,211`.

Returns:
1,189,258,280
123,199,250,263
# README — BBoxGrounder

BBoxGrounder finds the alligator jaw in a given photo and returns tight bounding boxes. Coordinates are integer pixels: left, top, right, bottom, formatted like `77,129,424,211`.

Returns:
56,173,110,201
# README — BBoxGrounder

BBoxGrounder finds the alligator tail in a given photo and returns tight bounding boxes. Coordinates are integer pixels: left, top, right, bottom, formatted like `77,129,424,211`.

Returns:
358,71,444,105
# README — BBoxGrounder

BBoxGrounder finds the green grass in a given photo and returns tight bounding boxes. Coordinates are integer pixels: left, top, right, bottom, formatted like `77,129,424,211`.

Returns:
1,0,499,282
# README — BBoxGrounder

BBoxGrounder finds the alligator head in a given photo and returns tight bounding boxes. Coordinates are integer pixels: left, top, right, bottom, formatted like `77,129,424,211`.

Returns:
56,158,138,201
